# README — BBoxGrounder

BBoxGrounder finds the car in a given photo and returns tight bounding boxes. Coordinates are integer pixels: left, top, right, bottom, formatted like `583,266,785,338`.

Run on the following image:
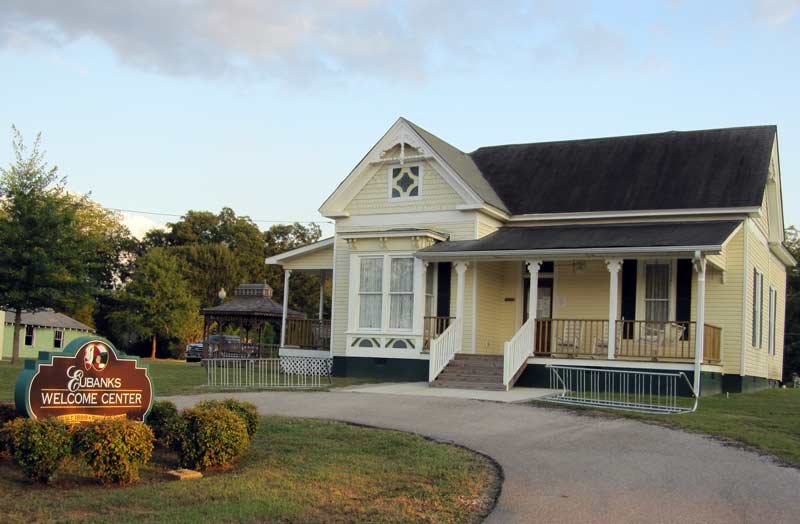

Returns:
185,335,242,362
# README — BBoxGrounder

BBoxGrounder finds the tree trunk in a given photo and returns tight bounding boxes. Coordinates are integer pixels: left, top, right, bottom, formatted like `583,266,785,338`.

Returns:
150,334,157,360
10,309,22,364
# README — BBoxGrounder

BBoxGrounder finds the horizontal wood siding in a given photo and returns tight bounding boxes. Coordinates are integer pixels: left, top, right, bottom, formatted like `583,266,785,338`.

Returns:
553,260,610,320
475,261,519,354
281,245,334,270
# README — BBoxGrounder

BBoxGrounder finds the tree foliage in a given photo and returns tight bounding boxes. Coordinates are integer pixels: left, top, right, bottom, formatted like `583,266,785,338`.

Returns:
783,226,800,379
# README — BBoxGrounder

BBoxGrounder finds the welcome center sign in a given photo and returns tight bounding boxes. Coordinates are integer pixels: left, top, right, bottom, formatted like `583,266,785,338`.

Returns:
15,337,153,423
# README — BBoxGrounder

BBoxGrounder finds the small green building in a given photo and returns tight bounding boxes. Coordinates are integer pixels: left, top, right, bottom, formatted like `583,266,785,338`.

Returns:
1,310,94,360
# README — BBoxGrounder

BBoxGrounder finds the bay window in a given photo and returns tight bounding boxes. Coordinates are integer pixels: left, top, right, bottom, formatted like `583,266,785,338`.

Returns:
389,258,414,329
355,254,417,332
358,257,383,329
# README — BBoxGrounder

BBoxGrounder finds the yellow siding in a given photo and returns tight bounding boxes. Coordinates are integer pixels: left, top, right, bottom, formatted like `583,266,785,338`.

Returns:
753,192,770,238
344,159,465,215
475,261,520,354
331,219,477,357
281,245,334,270
768,252,787,380
476,214,501,238
700,228,744,375
553,260,610,320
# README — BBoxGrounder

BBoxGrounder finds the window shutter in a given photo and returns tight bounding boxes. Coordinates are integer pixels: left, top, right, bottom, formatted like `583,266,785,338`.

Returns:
676,259,693,340
621,259,637,339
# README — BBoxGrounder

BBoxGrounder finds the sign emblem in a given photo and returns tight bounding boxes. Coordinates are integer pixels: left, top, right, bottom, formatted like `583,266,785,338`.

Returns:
15,337,153,424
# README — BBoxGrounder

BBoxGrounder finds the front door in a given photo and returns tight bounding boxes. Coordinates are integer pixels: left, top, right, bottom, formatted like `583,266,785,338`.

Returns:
524,277,553,353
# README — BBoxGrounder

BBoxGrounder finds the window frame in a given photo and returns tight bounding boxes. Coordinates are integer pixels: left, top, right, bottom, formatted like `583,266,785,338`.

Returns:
388,257,415,330
53,329,64,349
357,256,384,331
768,286,777,356
752,267,764,348
387,163,423,202
635,260,677,324
352,252,419,334
24,325,34,347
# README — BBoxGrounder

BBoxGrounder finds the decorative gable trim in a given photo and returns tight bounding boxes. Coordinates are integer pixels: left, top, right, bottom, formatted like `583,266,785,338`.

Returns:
319,118,483,217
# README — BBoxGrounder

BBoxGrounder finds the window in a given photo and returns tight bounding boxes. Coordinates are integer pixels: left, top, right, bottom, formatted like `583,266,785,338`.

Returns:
24,325,34,346
54,329,64,349
752,268,764,347
424,265,436,317
768,287,777,356
389,258,414,329
389,165,421,199
644,263,670,324
358,257,383,329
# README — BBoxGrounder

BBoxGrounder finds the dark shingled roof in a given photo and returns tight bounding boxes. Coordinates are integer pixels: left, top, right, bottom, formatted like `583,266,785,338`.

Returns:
468,126,776,215
417,221,742,255
4,310,94,331
202,284,305,319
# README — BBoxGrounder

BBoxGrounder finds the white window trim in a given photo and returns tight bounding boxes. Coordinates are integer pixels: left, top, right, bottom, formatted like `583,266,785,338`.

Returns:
635,259,677,323
752,267,764,348
348,251,424,336
387,163,423,202
24,325,34,346
53,329,64,349
768,286,777,356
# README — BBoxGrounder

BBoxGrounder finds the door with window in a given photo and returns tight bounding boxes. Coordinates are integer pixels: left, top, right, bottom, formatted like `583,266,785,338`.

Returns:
643,263,670,338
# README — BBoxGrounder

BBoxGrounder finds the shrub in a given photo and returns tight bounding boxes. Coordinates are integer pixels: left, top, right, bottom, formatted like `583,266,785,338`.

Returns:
178,406,249,470
0,403,18,424
147,400,185,449
197,399,259,438
74,419,154,485
3,417,72,482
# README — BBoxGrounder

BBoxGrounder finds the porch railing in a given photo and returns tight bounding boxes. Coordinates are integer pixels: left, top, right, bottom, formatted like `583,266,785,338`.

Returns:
534,319,722,363
429,317,463,382
284,319,331,350
503,319,534,389
423,316,455,351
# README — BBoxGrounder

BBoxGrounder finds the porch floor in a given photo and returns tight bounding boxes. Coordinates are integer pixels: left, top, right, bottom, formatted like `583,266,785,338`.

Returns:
338,382,555,403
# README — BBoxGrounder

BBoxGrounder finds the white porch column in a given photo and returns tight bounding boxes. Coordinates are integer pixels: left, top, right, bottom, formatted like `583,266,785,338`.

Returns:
318,271,325,320
526,260,542,324
454,262,468,320
606,259,623,360
693,253,707,396
280,269,292,347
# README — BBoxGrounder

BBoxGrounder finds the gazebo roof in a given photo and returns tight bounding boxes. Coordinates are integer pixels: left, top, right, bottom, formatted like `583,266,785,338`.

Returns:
202,284,305,320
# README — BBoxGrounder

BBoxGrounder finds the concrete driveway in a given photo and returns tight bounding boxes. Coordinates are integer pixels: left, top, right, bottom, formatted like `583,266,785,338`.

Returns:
169,391,800,524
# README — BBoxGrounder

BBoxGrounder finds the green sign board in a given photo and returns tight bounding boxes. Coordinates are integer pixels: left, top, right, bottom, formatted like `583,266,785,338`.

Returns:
15,337,153,423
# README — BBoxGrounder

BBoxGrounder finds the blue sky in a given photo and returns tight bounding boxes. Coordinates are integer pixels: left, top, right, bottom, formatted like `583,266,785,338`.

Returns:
1,0,798,238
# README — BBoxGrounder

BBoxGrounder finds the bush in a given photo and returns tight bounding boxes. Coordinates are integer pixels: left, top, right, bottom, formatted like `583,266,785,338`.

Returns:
3,418,72,482
0,403,18,424
178,406,249,470
147,400,185,449
74,419,154,485
197,399,259,438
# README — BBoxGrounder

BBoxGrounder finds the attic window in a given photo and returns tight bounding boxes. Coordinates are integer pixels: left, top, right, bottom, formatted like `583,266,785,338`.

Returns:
389,165,421,200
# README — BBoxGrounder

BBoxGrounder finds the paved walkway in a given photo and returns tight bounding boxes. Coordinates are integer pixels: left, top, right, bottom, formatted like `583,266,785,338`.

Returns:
341,382,555,402
168,391,800,524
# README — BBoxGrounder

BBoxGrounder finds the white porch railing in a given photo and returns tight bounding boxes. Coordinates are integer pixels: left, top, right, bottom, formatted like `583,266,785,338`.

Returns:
428,317,463,382
503,319,534,390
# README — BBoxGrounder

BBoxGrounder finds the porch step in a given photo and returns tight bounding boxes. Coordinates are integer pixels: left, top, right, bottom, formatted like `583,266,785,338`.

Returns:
432,354,505,391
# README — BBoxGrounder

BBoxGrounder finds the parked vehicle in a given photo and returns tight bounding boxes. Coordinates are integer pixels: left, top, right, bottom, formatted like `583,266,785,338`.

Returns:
185,335,242,362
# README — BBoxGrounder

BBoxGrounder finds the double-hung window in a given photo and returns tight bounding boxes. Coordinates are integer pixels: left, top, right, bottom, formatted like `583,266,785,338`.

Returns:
389,258,414,329
752,268,764,348
356,255,416,331
54,329,64,349
358,257,383,329
24,325,34,346
644,263,670,326
768,287,777,356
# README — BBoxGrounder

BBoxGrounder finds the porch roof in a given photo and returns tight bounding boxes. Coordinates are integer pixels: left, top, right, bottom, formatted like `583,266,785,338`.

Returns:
416,220,741,260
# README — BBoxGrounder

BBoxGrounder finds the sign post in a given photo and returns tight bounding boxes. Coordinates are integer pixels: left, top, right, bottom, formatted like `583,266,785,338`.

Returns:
15,337,153,423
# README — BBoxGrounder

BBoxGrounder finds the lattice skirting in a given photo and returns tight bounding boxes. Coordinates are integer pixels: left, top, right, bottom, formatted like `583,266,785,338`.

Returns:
279,356,333,376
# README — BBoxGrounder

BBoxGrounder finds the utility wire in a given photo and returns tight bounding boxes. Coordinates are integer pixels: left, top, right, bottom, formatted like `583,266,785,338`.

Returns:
108,207,333,225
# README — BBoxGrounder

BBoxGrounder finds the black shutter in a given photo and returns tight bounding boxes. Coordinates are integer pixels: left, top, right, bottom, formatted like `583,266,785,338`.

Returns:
621,260,637,339
436,262,451,317
676,259,693,340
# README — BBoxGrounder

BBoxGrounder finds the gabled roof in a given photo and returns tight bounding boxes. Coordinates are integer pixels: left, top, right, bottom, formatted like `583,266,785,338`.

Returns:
417,221,742,259
469,126,776,215
265,237,334,265
4,309,94,331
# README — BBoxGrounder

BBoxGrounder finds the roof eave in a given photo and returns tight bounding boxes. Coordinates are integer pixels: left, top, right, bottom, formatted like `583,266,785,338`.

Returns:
416,245,724,261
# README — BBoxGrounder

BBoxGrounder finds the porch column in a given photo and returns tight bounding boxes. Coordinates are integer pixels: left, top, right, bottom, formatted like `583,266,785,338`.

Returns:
318,271,325,320
526,260,542,324
693,253,707,396
454,262,468,320
280,269,292,347
606,259,623,360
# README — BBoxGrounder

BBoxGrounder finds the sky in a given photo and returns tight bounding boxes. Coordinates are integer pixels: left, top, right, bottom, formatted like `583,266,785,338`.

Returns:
1,0,799,239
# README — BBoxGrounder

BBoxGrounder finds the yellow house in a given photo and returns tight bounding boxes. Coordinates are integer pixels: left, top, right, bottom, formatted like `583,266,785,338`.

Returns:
267,118,794,396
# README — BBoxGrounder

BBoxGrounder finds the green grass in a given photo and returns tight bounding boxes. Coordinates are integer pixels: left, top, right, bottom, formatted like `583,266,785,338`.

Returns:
535,388,800,466
0,416,499,524
0,359,386,402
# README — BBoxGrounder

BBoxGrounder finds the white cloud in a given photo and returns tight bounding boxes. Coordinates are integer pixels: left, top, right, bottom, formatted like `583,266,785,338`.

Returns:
120,212,165,240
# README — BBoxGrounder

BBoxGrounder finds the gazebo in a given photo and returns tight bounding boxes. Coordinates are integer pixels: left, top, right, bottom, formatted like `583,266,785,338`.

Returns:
201,283,305,358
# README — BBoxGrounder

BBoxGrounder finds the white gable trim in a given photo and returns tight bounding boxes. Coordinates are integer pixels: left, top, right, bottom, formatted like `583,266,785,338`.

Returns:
319,118,483,217
265,237,334,265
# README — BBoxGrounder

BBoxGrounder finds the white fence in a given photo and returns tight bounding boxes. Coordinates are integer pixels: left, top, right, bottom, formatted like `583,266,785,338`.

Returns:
205,357,332,389
428,317,463,382
503,319,534,390
544,365,698,414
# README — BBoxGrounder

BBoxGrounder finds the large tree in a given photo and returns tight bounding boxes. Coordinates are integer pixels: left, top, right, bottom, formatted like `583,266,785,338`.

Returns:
112,248,201,359
0,127,96,363
784,226,800,380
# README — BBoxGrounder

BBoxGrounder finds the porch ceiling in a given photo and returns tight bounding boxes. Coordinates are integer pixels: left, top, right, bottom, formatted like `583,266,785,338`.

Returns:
416,220,741,260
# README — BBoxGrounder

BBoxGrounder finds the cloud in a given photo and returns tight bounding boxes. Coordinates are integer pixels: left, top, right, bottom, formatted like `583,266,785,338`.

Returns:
0,0,681,83
119,212,165,240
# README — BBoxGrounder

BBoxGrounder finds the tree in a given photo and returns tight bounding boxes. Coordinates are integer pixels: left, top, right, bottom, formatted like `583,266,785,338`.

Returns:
0,127,95,363
264,222,325,318
170,243,242,308
112,248,201,359
784,226,800,380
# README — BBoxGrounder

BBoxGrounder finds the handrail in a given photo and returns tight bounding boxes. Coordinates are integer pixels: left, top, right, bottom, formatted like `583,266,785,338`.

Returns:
503,319,534,390
423,316,455,351
428,317,463,382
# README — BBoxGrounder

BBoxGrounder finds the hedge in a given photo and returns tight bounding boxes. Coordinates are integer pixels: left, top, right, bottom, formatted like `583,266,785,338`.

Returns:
73,419,154,484
178,405,249,470
2,418,72,482
196,399,259,438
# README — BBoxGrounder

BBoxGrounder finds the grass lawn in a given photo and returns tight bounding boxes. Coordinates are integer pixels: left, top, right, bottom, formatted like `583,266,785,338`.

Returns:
0,359,386,402
0,416,499,524
534,388,800,466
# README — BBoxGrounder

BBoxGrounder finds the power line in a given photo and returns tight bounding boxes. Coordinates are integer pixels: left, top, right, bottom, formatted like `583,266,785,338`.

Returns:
108,207,333,225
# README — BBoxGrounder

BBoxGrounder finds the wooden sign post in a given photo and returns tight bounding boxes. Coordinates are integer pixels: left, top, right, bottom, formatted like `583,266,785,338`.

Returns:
15,337,153,423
